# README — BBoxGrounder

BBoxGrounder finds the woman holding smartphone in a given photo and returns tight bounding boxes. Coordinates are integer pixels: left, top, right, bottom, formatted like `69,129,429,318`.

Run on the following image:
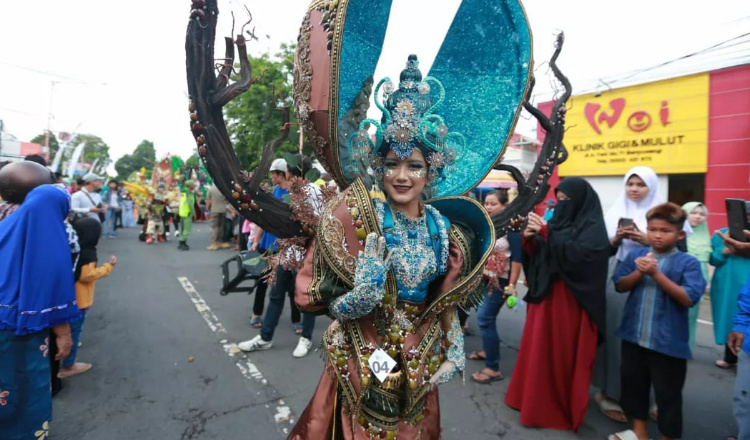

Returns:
595,166,664,423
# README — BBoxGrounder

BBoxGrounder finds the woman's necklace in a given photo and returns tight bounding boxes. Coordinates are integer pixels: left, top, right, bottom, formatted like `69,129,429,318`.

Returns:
390,209,437,289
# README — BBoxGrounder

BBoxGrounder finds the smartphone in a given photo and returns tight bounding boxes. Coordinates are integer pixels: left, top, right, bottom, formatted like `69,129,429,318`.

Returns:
725,199,749,242
618,218,634,228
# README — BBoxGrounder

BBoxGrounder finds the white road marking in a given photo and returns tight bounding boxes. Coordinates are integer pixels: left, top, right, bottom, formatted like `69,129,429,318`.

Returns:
698,319,713,326
177,276,296,433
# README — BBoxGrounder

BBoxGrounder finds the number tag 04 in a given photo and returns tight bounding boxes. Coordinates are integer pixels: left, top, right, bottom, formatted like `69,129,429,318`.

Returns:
368,348,397,383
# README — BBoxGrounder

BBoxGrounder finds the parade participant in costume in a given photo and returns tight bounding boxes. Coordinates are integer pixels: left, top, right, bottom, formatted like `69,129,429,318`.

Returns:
185,0,552,437
505,177,608,432
122,178,151,227
289,50,505,438
177,180,197,251
152,157,174,188
168,182,182,238
145,183,168,244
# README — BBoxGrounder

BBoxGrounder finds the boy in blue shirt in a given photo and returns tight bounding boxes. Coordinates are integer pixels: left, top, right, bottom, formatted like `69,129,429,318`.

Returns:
610,203,706,440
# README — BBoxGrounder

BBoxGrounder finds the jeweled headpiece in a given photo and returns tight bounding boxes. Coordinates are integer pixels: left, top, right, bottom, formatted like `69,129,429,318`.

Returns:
348,55,463,185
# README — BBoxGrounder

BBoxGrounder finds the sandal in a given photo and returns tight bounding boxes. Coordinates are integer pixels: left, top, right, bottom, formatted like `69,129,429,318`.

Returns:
249,316,263,328
58,362,92,379
608,429,650,440
468,350,486,360
294,323,303,335
716,360,737,369
471,368,503,384
596,392,628,423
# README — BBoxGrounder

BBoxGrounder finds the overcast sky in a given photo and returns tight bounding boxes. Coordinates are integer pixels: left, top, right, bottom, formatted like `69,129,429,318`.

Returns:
1,0,748,173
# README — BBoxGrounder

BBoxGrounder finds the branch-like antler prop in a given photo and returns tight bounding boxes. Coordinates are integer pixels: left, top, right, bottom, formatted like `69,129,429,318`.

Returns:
492,32,571,237
185,0,305,238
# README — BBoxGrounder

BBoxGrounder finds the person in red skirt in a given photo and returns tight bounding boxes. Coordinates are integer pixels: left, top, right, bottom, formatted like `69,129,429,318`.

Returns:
505,177,609,432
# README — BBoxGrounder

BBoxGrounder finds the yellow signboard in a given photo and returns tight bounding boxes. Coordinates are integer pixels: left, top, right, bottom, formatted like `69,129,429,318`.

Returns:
558,73,709,176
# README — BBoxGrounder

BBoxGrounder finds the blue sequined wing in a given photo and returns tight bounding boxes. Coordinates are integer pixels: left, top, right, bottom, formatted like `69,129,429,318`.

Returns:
428,0,532,197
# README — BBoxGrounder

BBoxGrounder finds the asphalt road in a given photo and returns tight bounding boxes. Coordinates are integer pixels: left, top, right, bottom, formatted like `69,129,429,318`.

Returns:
53,225,737,439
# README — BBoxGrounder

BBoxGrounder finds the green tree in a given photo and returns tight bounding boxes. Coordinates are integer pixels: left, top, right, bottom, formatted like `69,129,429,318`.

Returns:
114,140,157,180
76,134,111,175
185,153,200,168
224,42,304,171
34,132,111,175
30,131,59,162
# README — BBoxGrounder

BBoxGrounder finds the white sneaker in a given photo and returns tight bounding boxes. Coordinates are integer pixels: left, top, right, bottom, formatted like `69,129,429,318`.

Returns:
173,230,179,237
238,335,273,352
292,337,312,358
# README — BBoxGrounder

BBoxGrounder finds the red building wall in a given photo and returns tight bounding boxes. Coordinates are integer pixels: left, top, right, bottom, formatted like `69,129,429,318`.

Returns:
705,64,750,229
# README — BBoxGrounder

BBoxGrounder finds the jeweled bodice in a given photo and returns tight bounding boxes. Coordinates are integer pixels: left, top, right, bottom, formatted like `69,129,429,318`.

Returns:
375,200,448,303
390,211,437,301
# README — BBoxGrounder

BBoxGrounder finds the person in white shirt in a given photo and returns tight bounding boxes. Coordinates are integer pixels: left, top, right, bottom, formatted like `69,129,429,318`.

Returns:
238,154,320,359
71,174,105,222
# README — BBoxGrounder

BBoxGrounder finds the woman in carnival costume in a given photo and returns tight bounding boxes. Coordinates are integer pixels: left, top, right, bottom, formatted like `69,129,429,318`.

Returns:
284,0,538,435
184,0,547,437
290,55,496,439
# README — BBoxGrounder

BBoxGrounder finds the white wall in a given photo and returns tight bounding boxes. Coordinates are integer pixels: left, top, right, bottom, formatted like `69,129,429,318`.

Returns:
503,143,540,177
584,175,670,215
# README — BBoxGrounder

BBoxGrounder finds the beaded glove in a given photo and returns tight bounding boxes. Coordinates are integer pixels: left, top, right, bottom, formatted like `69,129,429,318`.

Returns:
429,309,464,386
330,233,392,320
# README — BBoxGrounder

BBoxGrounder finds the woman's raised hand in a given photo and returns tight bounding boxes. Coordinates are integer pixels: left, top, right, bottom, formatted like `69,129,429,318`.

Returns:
329,233,395,321
354,233,394,286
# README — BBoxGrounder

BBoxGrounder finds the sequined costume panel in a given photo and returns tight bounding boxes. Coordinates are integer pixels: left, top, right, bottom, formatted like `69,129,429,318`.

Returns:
439,309,465,384
330,199,450,319
291,180,494,440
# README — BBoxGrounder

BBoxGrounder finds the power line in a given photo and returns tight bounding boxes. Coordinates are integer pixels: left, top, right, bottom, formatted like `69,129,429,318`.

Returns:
0,61,83,82
0,106,47,118
0,61,106,86
601,31,750,86
530,34,750,101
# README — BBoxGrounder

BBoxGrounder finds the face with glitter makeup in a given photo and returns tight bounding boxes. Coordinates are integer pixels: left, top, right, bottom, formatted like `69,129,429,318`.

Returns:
383,149,428,217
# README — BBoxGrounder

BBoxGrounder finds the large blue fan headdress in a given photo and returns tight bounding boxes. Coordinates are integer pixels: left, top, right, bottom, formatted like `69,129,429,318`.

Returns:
293,0,532,197
348,55,464,186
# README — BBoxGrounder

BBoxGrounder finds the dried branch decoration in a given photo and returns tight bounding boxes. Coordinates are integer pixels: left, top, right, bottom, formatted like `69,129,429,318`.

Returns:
185,0,305,238
491,32,572,237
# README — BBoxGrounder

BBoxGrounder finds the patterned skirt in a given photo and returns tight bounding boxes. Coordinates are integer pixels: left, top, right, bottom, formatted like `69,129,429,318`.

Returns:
0,330,52,440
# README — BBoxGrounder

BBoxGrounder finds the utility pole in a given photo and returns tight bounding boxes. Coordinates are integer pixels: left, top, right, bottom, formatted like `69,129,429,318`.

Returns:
43,80,58,158
43,80,105,161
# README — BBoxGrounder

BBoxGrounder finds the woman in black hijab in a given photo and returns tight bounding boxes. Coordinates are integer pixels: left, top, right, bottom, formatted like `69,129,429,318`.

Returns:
505,177,609,432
